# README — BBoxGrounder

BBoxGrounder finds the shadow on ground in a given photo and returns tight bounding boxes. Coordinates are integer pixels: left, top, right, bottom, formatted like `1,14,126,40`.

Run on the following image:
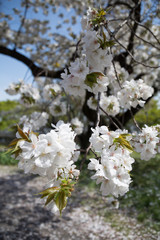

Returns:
0,172,58,239
0,168,158,240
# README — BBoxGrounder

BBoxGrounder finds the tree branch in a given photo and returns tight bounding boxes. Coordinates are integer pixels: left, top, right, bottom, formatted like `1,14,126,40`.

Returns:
14,0,29,51
126,22,160,50
127,0,141,54
0,45,63,78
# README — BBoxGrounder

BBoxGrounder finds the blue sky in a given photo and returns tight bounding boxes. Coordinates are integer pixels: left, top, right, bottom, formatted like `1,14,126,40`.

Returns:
0,55,31,100
0,0,81,101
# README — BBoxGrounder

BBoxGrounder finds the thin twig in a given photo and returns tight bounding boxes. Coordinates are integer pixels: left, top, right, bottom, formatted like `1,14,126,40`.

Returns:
111,34,160,69
71,39,81,61
79,143,91,171
95,92,101,128
105,21,160,68
127,23,160,51
65,93,72,122
133,54,160,67
129,109,142,131
131,18,160,45
14,0,29,50
112,19,128,37
99,106,120,129
111,56,122,88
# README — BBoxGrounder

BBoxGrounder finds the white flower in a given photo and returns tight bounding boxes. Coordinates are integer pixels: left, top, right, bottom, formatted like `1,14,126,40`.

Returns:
19,112,49,131
20,84,40,101
87,49,112,73
100,94,120,116
133,125,159,160
5,79,24,95
49,97,67,116
83,30,100,51
85,75,110,94
30,112,49,130
87,96,97,110
89,126,123,152
69,57,89,79
61,69,86,97
16,121,78,180
43,83,62,100
88,148,133,197
117,79,154,109
71,117,84,135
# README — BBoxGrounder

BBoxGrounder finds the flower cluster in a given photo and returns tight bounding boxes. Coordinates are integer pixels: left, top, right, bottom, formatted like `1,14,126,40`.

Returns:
88,126,134,197
15,121,79,179
133,125,160,160
61,57,89,97
100,94,120,117
117,79,154,109
87,93,120,117
61,12,112,96
83,30,112,73
19,111,49,132
9,121,80,214
5,80,40,105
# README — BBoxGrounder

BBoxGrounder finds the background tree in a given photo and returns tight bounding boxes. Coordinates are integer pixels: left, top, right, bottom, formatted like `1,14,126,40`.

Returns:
0,1,159,147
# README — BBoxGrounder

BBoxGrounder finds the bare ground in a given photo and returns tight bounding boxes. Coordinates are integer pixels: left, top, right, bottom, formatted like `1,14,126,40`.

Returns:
0,166,159,240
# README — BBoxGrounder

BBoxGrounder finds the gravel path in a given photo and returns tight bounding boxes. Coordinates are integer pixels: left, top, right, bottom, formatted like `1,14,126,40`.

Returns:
0,166,159,240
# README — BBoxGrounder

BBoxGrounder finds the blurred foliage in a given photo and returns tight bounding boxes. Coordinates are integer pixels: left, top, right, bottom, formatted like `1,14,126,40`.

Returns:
0,100,20,131
0,100,19,111
121,153,160,230
0,151,17,165
0,100,44,131
130,99,160,129
0,100,19,131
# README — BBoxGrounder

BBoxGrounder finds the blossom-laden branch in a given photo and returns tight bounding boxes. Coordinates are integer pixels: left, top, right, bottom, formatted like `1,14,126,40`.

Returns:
5,5,160,215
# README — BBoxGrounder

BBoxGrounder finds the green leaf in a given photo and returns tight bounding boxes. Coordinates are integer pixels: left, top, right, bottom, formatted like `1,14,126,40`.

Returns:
102,31,106,42
21,95,35,105
54,190,67,215
50,88,57,97
45,192,57,206
85,72,104,88
103,40,115,48
121,133,131,137
105,7,112,13
9,138,21,147
54,105,62,113
108,103,114,111
97,9,106,17
114,134,133,152
38,187,59,196
11,148,22,158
